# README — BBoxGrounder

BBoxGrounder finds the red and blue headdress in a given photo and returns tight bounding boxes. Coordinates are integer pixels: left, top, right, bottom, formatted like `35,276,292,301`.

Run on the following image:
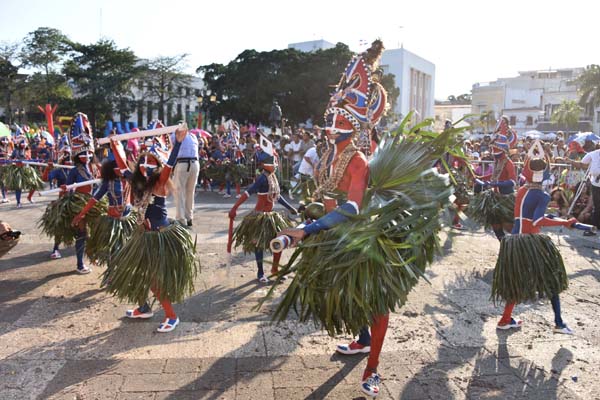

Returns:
69,112,94,158
324,40,388,145
491,116,517,155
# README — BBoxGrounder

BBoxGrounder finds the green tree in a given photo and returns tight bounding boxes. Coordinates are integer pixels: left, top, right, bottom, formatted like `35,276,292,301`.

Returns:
63,39,141,130
0,42,25,124
21,27,70,103
197,43,400,126
140,54,192,124
575,64,600,115
551,99,582,130
381,73,399,114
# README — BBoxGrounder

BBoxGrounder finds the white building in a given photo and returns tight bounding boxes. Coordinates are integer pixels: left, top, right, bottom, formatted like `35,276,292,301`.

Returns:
287,41,436,124
380,47,435,122
472,68,595,135
434,103,471,132
117,76,205,128
288,40,336,53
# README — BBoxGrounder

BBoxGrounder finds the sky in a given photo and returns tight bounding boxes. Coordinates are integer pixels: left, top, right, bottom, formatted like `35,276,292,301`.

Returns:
0,0,597,100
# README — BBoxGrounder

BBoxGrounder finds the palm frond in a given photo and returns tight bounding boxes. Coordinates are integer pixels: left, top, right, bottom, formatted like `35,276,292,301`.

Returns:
492,234,568,304
233,211,292,253
466,190,514,228
265,121,460,336
107,223,200,304
38,193,108,246
3,165,44,190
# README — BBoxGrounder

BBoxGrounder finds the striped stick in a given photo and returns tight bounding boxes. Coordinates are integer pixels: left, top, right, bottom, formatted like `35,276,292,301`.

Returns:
39,179,102,196
96,124,182,145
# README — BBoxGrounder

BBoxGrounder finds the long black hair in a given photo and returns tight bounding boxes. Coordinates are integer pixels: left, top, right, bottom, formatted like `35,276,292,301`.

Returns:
130,157,162,201
100,159,118,181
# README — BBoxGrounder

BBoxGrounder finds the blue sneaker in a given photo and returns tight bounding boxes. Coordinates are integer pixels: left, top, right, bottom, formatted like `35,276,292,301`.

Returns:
125,305,154,319
361,373,381,397
497,318,522,330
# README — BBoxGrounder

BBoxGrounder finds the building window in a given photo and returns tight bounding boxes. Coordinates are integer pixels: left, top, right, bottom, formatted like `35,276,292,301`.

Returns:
526,116,533,126
510,116,517,125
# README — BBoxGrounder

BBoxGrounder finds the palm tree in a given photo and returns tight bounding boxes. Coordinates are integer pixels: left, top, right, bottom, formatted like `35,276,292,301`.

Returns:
551,99,582,131
576,64,600,109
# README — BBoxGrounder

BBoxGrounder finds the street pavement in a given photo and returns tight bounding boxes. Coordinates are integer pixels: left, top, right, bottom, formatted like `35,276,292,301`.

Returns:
1,189,600,399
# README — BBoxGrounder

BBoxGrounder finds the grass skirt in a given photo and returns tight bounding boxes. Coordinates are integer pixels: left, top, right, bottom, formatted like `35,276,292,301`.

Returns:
38,193,107,246
491,234,568,304
3,165,44,191
233,211,292,253
87,212,137,269
467,190,514,227
107,223,200,304
270,205,442,337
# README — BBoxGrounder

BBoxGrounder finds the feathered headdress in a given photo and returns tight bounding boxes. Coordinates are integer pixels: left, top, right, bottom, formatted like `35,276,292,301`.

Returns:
324,39,388,146
491,115,517,155
69,112,94,157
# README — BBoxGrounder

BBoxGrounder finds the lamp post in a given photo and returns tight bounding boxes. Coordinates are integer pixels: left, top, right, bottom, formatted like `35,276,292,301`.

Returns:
14,108,25,125
197,91,218,131
196,95,203,129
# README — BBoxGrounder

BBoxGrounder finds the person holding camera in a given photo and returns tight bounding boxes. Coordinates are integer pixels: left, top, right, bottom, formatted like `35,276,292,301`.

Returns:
568,147,600,233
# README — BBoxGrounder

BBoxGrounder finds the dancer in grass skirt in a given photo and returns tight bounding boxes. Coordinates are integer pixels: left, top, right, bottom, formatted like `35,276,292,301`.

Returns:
39,113,100,274
106,124,199,333
229,136,297,283
273,40,455,397
71,141,136,284
470,116,517,240
41,147,74,260
0,136,13,203
5,136,42,207
493,140,577,334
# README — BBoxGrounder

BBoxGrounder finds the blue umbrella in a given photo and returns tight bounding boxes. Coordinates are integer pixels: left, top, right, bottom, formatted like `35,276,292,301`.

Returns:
566,132,600,144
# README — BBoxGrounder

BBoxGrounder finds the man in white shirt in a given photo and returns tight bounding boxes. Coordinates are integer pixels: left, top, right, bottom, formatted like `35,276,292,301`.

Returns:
569,149,600,232
298,144,319,177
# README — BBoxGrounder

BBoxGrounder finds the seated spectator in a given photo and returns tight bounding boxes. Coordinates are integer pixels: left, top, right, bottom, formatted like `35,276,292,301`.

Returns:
548,186,569,217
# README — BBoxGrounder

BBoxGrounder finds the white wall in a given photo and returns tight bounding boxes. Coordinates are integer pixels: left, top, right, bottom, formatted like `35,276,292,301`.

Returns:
381,47,435,120
504,88,542,109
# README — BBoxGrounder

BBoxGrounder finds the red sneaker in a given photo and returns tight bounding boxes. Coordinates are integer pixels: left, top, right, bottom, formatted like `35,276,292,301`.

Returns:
336,341,371,355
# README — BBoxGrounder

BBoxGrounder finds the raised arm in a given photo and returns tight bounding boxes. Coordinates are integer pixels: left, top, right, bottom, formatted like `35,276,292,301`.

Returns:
158,125,188,184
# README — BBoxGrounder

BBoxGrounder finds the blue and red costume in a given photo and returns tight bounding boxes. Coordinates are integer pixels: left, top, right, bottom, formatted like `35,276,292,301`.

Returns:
42,151,72,258
10,141,37,206
476,117,518,240
496,150,577,333
229,154,296,280
110,134,184,332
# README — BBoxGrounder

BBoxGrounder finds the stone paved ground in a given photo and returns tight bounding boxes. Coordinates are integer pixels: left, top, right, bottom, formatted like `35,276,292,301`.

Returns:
1,191,600,399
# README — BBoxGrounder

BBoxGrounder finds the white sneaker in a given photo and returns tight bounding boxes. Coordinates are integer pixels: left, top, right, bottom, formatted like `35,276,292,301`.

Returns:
218,190,226,195
361,373,381,397
157,317,179,333
76,265,92,274
50,250,62,259
235,194,241,199
223,194,232,198
554,325,574,335
0,198,8,203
